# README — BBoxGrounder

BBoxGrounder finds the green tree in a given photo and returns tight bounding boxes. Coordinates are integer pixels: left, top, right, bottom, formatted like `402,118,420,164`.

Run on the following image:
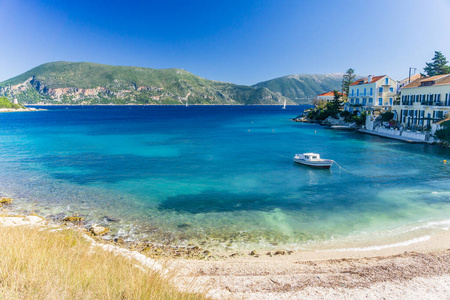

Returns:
423,51,450,76
435,121,450,143
343,68,356,96
328,90,343,110
381,111,394,122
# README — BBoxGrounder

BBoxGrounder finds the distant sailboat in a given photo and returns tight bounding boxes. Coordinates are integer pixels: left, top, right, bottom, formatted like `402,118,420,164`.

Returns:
185,98,188,107
282,99,286,109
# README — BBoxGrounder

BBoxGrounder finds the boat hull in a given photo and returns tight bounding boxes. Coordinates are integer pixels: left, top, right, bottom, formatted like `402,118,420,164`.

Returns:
293,158,333,169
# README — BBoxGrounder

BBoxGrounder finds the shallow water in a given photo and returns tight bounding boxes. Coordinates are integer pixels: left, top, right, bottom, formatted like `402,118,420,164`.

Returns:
0,105,449,250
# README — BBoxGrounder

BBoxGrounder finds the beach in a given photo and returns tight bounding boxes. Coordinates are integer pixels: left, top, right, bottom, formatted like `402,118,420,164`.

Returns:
1,212,449,299
172,232,450,299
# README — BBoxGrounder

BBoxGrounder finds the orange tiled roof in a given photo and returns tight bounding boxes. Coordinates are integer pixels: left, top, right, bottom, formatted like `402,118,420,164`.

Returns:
349,75,385,86
402,74,450,88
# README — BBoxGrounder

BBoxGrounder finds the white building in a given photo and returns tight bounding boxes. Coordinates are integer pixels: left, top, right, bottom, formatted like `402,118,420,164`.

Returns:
392,74,450,130
316,91,344,106
345,75,398,113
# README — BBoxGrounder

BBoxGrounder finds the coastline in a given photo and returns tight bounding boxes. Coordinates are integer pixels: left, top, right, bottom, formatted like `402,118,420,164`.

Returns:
172,231,450,299
1,207,449,299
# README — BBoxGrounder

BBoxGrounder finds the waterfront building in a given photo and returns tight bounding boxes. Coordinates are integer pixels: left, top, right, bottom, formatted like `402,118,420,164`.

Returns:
392,74,450,130
316,91,344,106
345,75,398,113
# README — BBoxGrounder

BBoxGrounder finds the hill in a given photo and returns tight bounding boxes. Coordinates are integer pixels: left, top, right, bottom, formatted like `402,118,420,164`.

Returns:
253,73,346,104
0,62,290,105
0,96,24,109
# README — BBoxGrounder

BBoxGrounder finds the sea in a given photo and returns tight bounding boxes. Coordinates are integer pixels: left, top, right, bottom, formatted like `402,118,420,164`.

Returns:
0,105,449,251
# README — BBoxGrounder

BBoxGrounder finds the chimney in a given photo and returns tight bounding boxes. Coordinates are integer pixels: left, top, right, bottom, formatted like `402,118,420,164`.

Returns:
368,75,373,83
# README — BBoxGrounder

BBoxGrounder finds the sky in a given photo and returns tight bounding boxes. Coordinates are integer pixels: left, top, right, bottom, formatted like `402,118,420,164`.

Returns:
1,0,450,85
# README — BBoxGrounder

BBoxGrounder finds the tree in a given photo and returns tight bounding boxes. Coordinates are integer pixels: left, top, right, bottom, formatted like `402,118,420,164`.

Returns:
328,90,343,110
381,111,394,122
343,68,356,96
423,51,450,76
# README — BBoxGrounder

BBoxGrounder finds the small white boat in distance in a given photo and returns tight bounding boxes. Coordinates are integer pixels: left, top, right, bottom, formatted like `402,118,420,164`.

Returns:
282,99,286,109
293,153,334,169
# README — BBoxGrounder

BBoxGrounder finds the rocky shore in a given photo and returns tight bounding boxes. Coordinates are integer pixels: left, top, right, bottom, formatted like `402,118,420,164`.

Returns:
2,198,449,299
0,107,44,113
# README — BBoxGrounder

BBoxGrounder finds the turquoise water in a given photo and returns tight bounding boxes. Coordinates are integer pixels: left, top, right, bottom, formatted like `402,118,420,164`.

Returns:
0,105,449,250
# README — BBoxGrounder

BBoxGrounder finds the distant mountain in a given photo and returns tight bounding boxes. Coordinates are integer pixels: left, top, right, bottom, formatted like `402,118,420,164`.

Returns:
253,73,346,104
0,62,351,105
0,62,290,105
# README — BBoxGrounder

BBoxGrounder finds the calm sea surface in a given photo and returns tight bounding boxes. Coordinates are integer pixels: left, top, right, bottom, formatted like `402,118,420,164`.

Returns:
0,105,449,250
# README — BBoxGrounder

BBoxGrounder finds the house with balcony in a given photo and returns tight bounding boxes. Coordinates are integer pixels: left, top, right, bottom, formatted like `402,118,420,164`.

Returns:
392,74,450,130
344,75,398,113
316,91,345,107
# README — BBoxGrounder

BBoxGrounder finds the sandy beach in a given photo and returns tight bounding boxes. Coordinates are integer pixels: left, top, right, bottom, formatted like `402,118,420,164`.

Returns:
172,232,450,299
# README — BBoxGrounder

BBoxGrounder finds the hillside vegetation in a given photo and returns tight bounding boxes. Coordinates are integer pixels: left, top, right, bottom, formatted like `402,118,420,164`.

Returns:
0,96,24,109
0,62,289,105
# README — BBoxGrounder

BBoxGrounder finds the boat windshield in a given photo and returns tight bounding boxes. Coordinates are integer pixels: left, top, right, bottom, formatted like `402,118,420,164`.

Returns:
304,155,309,159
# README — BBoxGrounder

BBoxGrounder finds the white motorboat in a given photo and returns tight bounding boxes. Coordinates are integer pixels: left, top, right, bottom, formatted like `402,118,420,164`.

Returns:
282,99,286,109
293,153,334,169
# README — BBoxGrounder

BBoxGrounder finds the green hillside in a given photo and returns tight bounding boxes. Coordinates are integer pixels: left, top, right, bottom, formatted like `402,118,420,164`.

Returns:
253,73,346,103
0,62,289,105
0,97,24,109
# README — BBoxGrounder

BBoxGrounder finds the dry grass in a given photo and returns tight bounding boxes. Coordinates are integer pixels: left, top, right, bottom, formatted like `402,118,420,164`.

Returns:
0,226,208,300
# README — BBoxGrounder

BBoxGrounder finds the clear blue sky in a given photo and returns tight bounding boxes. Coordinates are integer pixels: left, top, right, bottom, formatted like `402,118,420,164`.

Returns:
1,0,450,85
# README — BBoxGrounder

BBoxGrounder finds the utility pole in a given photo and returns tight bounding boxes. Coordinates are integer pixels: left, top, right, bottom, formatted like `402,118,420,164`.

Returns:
408,67,417,84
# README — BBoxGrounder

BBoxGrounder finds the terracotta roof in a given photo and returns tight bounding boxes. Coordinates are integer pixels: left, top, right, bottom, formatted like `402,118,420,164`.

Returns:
349,75,385,86
317,91,344,97
399,74,422,84
402,74,450,88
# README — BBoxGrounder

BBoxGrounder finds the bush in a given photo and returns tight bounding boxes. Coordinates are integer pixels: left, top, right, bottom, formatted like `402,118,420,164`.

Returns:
381,111,395,122
435,121,450,142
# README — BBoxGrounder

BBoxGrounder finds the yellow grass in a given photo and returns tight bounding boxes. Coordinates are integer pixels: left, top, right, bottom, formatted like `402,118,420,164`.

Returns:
0,226,208,300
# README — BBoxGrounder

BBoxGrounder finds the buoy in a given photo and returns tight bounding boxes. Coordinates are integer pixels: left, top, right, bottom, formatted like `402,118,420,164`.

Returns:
272,129,274,132
315,130,316,133
248,130,250,132
444,160,447,164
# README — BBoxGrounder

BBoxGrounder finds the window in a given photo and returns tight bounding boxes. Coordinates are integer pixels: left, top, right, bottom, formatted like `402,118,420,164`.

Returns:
357,89,359,96
364,88,366,96
370,87,373,95
351,89,354,96
369,98,373,103
356,98,360,104
350,99,354,104
390,98,393,105
378,98,382,105
389,87,394,93
385,78,389,85
379,87,383,93
362,98,367,105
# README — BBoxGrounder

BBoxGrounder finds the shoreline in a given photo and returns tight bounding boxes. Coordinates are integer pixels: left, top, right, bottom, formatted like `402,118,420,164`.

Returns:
1,209,449,299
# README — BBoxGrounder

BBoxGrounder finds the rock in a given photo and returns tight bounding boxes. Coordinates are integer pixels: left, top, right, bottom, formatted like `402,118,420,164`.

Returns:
230,253,239,257
274,250,285,255
89,224,109,236
63,215,84,222
0,197,13,205
113,237,125,244
287,250,294,255
249,250,257,256
266,252,272,256
102,216,119,223
177,223,192,229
